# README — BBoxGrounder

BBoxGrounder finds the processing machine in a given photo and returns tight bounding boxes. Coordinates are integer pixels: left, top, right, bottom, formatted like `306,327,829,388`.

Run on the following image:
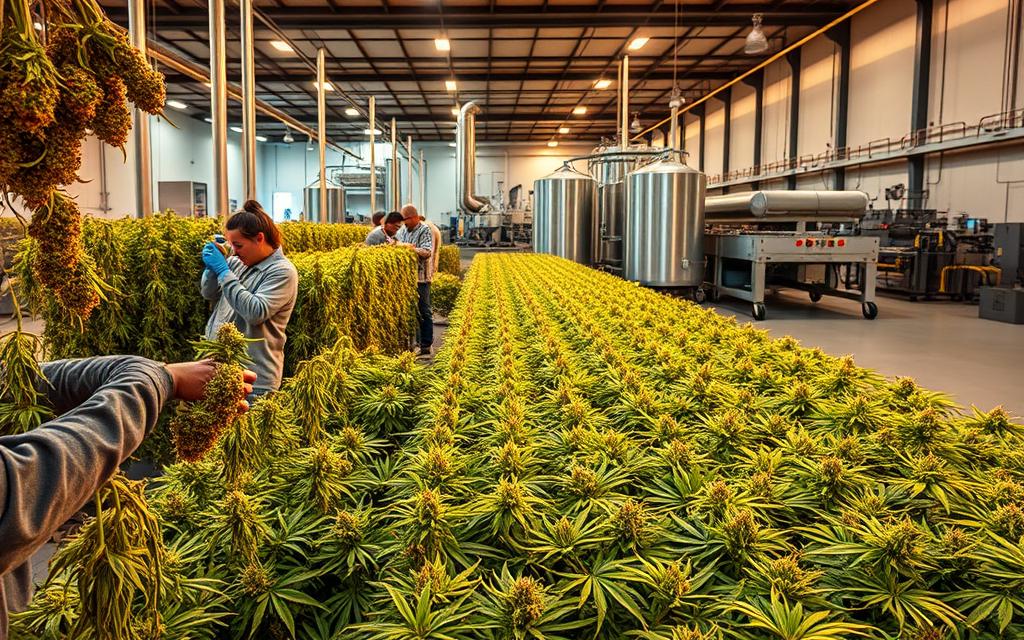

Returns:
859,207,996,301
702,191,879,320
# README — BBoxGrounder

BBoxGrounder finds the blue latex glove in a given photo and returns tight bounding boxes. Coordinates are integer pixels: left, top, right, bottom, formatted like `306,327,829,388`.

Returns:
202,242,230,279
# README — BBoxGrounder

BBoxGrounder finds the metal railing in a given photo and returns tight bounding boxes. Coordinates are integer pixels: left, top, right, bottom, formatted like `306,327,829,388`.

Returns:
706,107,1024,187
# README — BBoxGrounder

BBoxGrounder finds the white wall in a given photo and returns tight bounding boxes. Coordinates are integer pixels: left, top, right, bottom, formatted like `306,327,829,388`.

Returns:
797,35,839,158
703,102,726,179
761,58,792,166
729,82,757,173
683,112,702,171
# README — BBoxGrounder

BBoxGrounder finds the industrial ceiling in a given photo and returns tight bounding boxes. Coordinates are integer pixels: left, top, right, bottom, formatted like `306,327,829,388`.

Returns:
101,0,860,142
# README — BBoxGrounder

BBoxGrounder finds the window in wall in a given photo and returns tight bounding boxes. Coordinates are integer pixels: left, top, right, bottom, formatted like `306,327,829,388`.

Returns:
272,191,294,222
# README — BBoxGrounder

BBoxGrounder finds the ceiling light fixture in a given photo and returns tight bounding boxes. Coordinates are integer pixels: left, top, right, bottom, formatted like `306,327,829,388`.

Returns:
448,142,457,147
451,107,460,116
434,37,451,52
283,129,295,144
628,36,649,51
594,79,612,90
744,13,769,55
269,40,294,53
445,80,457,92
363,128,383,135
630,112,642,134
573,105,587,115
255,135,268,142
547,140,558,147
312,81,335,91
345,107,359,116
558,126,570,134
166,99,188,110
230,126,243,133
204,117,213,123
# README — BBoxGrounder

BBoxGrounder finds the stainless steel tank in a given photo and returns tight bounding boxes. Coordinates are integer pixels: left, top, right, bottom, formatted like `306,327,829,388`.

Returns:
624,156,707,287
590,148,643,267
303,185,347,223
533,164,595,264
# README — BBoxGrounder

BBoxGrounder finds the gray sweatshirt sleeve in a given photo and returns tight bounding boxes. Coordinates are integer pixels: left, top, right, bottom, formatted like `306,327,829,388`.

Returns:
0,356,173,577
218,264,298,326
200,267,221,301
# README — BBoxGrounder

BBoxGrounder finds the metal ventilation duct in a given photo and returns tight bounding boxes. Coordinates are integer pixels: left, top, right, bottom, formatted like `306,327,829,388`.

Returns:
456,102,491,213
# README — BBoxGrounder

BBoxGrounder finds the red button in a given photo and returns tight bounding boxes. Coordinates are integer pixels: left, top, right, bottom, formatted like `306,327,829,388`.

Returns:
806,239,814,247
828,240,835,247
796,239,804,247
838,239,846,247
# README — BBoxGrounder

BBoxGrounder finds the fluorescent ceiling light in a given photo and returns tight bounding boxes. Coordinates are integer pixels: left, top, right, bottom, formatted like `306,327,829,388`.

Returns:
204,117,213,123
313,81,335,91
364,129,382,135
269,40,294,53
255,135,268,142
628,36,649,51
558,126,570,134
230,126,243,133
445,80,457,92
451,107,460,116
345,107,359,116
166,99,188,110
573,106,587,115
593,79,612,90
547,140,558,147
434,38,451,52
448,142,457,147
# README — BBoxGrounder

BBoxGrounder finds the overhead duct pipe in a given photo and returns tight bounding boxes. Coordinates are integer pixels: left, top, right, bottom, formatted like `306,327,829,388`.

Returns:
621,55,630,148
369,97,376,214
391,117,399,210
129,0,152,217
456,102,490,213
704,190,869,222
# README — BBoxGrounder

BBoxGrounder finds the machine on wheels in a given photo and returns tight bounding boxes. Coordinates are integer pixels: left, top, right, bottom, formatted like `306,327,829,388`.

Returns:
702,191,880,321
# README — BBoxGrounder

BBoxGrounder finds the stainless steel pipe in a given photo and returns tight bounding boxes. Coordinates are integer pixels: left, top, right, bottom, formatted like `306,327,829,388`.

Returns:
390,117,399,210
129,0,152,217
456,102,490,213
704,190,870,220
621,55,629,148
317,48,327,223
369,97,376,214
208,0,229,218
240,0,257,201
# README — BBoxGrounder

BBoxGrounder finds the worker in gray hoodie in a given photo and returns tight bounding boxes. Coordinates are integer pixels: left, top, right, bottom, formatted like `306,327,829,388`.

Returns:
0,356,255,638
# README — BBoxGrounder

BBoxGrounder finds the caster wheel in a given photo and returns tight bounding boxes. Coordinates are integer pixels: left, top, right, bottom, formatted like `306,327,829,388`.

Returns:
752,303,767,321
693,288,707,304
809,290,823,303
862,301,878,319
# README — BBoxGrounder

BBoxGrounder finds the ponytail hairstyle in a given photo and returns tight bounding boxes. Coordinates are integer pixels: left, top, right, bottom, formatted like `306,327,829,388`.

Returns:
226,200,283,249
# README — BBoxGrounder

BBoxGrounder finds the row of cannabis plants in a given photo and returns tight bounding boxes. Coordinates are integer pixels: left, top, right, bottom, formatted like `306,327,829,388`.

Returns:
14,253,1024,640
15,215,409,368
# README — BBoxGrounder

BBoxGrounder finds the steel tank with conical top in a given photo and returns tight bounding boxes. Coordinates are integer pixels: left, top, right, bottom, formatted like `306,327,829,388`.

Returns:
532,164,596,264
623,154,706,287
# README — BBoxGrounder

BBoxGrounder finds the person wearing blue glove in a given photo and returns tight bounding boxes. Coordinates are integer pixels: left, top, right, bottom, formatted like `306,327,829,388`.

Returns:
200,200,298,395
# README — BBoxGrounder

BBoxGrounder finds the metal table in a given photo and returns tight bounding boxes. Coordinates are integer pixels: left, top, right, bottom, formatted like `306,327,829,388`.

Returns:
705,232,880,320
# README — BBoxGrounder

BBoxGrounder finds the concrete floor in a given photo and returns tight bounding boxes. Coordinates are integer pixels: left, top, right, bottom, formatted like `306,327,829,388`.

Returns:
709,290,1024,417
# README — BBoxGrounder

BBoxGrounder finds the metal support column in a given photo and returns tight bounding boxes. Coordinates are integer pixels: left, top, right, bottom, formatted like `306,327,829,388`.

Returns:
129,0,151,218
419,149,425,214
406,135,413,208
909,0,933,208
721,88,732,194
240,0,257,201
317,48,327,222
369,97,376,215
621,55,630,149
786,49,801,191
390,117,399,210
209,0,229,218
744,70,764,190
828,21,850,190
695,103,706,172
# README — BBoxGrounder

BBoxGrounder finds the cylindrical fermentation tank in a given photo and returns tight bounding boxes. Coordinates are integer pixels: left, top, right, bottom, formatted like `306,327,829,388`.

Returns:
589,147,643,267
532,164,595,264
623,155,706,287
303,184,347,223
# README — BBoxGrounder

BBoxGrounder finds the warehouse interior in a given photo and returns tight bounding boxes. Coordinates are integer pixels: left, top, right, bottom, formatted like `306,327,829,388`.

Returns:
2,0,1024,637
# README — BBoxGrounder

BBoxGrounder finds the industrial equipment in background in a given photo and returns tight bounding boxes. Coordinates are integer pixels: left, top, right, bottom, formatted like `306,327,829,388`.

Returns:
979,222,1024,324
859,202,996,302
304,164,388,223
703,191,879,320
452,102,520,247
158,180,208,217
